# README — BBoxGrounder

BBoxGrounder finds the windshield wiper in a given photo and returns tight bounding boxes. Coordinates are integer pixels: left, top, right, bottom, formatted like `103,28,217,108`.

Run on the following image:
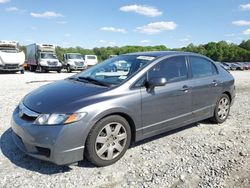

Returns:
77,76,110,87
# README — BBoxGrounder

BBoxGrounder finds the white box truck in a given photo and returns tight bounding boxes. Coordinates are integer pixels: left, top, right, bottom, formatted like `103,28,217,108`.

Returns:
63,53,87,73
84,55,98,66
26,43,62,73
0,41,25,74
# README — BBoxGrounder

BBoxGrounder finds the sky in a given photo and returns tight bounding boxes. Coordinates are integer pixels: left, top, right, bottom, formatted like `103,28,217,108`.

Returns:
0,0,250,49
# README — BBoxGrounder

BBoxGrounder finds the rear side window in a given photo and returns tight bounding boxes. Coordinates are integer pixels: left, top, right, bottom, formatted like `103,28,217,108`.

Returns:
148,56,188,83
189,56,217,78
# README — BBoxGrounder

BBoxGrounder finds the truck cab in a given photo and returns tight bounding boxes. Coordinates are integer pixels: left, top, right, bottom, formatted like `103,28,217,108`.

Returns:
84,55,98,66
0,41,25,74
63,53,87,73
27,43,62,73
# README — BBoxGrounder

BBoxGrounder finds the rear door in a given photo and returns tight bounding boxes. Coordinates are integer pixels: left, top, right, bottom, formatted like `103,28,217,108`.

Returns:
188,56,221,120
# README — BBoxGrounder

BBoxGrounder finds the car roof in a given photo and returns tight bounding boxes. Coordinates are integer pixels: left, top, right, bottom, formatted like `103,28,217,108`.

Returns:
126,51,202,58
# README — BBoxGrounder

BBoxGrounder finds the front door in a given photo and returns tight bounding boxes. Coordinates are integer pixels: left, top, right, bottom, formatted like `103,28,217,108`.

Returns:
140,56,193,138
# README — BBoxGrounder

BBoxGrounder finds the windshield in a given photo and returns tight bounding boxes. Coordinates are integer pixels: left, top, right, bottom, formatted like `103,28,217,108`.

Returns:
75,55,155,86
68,54,83,60
41,53,57,59
86,55,97,60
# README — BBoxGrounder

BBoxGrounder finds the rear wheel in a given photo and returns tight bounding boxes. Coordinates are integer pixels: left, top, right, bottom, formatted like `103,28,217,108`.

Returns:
29,65,36,72
85,115,131,167
211,94,231,124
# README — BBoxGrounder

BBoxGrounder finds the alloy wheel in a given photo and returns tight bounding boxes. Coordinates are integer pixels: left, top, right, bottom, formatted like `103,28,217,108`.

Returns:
217,97,230,120
95,122,127,160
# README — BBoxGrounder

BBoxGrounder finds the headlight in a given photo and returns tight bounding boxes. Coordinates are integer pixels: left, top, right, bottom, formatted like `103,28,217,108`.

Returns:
35,112,87,125
40,60,48,66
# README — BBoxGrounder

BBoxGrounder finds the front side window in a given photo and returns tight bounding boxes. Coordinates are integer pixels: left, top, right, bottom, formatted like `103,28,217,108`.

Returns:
68,54,83,60
189,56,217,78
86,55,97,60
148,56,188,83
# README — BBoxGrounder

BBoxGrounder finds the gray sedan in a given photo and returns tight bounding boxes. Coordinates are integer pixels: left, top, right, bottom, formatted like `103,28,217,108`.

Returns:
12,51,235,166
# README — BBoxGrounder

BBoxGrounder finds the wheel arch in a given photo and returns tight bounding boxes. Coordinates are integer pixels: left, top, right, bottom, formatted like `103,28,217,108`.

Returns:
100,112,136,144
89,110,137,145
222,91,232,102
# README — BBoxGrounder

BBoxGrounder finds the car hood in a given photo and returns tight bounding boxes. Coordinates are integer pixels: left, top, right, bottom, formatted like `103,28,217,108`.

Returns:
23,79,110,113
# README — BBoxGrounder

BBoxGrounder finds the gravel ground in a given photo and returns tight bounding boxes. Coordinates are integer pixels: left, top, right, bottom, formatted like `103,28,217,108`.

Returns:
0,71,250,188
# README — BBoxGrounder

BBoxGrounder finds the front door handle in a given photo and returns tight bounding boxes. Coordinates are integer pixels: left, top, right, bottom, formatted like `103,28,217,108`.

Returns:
181,85,189,92
212,80,218,86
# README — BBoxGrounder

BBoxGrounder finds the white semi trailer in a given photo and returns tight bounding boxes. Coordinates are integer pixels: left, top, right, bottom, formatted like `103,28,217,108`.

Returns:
26,43,62,73
0,41,25,74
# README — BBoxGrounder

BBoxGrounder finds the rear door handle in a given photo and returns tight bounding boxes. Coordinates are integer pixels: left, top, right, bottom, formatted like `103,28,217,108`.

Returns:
181,85,189,92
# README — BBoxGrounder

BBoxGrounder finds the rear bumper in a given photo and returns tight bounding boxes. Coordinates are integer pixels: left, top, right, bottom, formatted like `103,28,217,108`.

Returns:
11,107,86,165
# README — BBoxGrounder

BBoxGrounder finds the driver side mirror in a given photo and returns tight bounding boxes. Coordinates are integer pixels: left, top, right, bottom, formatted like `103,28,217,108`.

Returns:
146,77,167,89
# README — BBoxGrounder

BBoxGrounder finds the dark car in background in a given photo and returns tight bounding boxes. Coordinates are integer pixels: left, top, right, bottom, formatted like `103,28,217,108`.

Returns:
11,51,235,167
239,62,250,70
231,63,244,71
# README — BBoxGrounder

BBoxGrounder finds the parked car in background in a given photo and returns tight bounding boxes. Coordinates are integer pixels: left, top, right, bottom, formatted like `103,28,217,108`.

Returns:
63,53,87,73
227,63,237,71
0,40,25,74
12,51,235,167
232,63,244,71
239,62,250,70
26,43,62,73
84,55,98,66
222,63,235,71
245,62,250,70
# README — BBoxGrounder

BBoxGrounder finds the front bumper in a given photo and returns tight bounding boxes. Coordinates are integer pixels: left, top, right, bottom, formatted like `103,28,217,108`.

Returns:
11,107,85,165
42,66,62,71
69,65,87,71
0,64,23,72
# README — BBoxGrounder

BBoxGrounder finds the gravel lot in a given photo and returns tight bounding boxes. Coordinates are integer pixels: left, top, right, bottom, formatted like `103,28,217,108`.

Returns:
0,71,250,188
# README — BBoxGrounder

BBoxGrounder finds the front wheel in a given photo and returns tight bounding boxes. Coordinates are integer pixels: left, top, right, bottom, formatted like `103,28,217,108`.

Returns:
67,65,71,73
211,94,231,124
85,115,131,167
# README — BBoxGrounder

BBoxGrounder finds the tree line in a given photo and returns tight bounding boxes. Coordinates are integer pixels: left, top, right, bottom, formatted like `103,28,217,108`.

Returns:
21,40,250,62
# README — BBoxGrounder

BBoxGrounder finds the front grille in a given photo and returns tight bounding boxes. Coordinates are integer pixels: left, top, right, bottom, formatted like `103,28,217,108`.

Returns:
47,61,58,66
75,62,83,66
3,64,19,69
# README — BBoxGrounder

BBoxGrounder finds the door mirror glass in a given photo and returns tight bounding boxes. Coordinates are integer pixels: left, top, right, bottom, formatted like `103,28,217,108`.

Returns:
147,77,167,88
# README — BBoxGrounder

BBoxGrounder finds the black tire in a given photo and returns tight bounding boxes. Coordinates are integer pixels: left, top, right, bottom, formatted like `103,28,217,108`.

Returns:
29,65,36,72
85,115,131,167
67,65,71,73
211,94,231,124
37,65,44,73
57,69,61,73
